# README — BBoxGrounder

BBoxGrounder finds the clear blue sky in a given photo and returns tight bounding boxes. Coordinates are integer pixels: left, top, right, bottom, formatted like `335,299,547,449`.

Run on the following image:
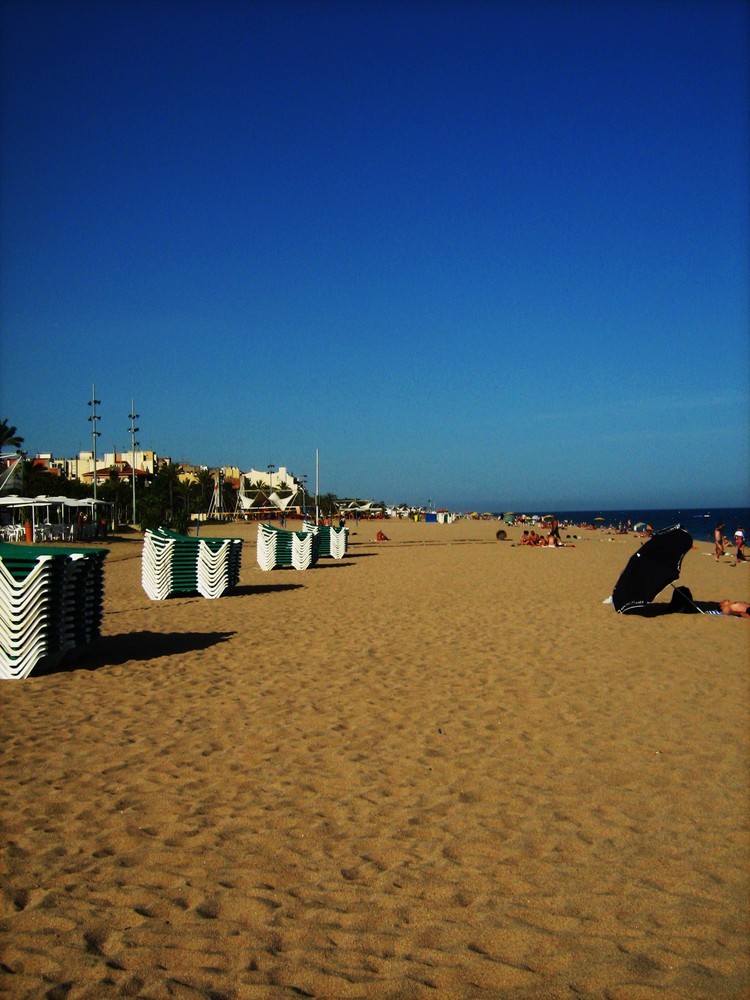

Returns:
1,0,748,511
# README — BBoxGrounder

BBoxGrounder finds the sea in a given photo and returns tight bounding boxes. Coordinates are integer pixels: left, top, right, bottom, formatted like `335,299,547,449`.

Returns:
497,507,749,539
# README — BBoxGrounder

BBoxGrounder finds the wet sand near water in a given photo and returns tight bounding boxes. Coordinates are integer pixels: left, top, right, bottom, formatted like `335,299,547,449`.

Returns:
1,518,748,998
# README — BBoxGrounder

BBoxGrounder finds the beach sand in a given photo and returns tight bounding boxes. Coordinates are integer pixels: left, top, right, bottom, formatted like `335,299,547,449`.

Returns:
1,518,748,999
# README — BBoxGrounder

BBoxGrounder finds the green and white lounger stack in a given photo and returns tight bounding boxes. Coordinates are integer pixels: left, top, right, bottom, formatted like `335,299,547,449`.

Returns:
142,528,243,600
256,523,320,571
0,541,108,680
303,521,348,559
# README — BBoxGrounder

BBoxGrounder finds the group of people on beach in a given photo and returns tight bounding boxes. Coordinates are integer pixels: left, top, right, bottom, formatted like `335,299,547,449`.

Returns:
519,529,568,547
714,522,745,563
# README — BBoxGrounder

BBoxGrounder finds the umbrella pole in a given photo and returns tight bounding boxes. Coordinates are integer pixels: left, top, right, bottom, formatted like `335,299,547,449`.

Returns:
669,584,706,614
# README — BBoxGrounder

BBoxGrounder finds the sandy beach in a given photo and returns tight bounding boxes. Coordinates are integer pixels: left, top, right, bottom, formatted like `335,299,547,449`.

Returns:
1,517,748,999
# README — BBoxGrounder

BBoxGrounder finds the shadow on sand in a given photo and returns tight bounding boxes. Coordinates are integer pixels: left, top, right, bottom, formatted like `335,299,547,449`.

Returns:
34,630,237,675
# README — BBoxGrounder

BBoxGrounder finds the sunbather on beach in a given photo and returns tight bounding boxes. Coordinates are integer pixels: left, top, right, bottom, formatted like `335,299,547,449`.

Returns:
720,600,750,619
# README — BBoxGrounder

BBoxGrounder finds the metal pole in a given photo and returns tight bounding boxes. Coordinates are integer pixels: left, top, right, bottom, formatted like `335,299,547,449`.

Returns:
315,448,319,525
128,400,139,525
88,384,101,504
267,462,275,524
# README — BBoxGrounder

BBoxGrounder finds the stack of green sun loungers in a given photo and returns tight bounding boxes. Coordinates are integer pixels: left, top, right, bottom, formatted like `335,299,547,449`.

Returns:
256,523,320,571
142,528,242,600
0,541,108,680
303,521,348,558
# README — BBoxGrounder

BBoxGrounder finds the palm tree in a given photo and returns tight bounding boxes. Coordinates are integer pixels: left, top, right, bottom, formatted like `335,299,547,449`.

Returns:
138,462,184,532
319,492,339,520
99,467,126,524
195,469,214,512
0,419,23,451
178,476,195,513
157,461,182,512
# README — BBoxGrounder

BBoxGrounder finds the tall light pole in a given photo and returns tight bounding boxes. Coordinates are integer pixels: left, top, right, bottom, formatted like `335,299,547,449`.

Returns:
267,461,275,524
88,385,101,503
315,448,319,525
128,401,139,525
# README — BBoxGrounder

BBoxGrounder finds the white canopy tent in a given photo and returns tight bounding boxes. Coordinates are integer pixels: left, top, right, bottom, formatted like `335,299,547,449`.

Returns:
0,495,109,540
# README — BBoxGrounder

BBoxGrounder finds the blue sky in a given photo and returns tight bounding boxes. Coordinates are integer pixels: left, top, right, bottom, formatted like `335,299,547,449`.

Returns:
1,0,748,510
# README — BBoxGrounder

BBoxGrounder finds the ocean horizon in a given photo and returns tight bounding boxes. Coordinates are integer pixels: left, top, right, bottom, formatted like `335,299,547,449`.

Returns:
489,507,749,537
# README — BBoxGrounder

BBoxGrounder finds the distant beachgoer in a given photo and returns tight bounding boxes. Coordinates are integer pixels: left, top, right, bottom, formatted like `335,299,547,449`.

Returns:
734,527,745,561
376,529,389,542
714,522,725,562
549,517,561,543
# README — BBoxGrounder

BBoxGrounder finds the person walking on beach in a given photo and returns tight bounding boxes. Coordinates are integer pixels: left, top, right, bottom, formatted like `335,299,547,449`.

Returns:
715,521,725,562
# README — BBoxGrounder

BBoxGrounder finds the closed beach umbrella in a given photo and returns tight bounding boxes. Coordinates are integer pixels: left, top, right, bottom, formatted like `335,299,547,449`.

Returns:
612,525,693,613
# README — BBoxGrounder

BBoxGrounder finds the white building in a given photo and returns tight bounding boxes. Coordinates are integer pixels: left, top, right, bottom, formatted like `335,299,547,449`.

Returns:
242,466,299,491
65,449,160,483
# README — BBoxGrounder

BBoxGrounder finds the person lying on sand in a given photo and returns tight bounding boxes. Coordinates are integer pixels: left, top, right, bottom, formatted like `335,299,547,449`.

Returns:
720,600,750,619
622,588,748,616
544,534,575,547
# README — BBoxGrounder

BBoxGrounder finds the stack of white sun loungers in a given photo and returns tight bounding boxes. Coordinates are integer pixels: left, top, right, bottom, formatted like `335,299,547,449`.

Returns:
0,542,108,680
256,523,319,571
303,521,348,559
142,528,242,600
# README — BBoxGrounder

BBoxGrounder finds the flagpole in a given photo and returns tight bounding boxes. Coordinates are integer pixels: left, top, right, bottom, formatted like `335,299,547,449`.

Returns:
315,448,319,525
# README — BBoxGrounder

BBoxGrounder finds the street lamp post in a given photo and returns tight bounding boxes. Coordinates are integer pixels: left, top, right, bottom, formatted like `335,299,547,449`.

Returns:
88,385,101,504
128,401,139,525
315,448,319,525
267,462,275,524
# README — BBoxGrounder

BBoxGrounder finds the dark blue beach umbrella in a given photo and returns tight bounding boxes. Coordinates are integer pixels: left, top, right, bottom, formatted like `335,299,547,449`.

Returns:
612,525,694,614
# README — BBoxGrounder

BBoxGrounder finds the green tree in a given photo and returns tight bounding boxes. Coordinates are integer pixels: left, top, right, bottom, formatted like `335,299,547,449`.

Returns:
0,419,24,451
100,468,130,525
195,469,214,512
138,461,185,532
319,492,339,519
178,476,195,514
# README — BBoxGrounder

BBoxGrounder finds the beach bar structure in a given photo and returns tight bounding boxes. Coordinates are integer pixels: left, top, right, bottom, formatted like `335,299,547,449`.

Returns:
0,495,111,542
